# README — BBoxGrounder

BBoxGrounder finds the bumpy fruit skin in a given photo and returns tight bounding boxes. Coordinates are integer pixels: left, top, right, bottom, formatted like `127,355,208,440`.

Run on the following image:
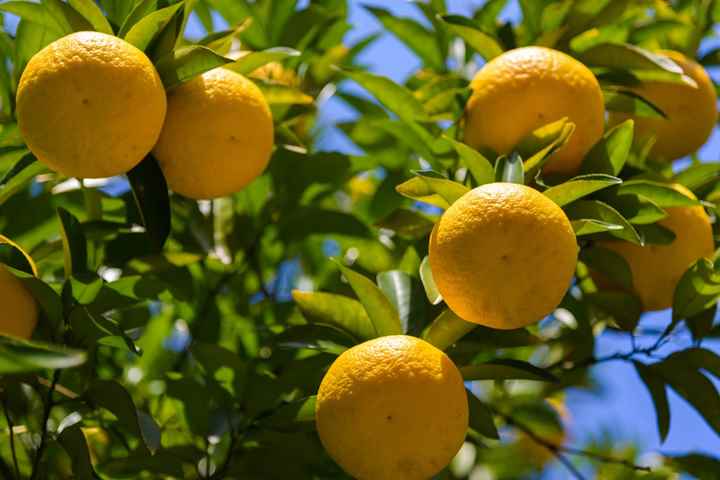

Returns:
597,185,713,311
465,46,604,175
16,32,166,179
315,335,468,480
0,264,38,339
153,67,274,200
429,183,577,329
608,51,717,162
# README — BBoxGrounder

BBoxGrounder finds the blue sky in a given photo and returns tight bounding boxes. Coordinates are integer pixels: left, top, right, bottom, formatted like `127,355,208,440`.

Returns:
316,0,720,476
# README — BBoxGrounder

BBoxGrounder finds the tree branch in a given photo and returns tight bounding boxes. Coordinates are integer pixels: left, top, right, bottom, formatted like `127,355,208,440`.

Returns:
30,370,60,480
495,409,651,474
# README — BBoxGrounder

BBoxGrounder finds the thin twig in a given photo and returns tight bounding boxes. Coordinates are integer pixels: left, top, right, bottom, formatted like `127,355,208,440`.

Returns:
495,409,651,474
2,398,20,480
30,370,60,480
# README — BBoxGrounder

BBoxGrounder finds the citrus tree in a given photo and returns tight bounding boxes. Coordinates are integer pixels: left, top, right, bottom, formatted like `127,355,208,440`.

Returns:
0,0,720,479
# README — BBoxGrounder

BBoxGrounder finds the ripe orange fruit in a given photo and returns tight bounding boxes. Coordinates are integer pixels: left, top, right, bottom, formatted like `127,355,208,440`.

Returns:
152,67,274,199
608,50,717,162
464,46,604,175
596,185,713,311
16,32,166,179
0,264,38,339
429,183,577,329
316,335,468,480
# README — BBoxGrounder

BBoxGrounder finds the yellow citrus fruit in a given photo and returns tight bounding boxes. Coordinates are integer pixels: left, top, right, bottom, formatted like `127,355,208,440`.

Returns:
597,185,713,311
16,32,166,179
316,335,468,480
152,67,274,199
429,183,578,329
0,264,38,339
608,50,717,162
465,46,604,175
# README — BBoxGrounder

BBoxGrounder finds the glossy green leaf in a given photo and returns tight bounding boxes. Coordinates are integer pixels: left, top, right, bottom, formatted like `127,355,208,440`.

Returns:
516,117,575,178
226,47,300,75
419,255,443,305
495,152,524,184
543,174,621,207
0,154,48,207
673,259,720,321
256,82,314,105
117,0,158,37
376,270,413,333
336,263,403,337
461,359,559,382
618,180,700,208
341,68,430,123
603,88,666,118
636,223,676,245
674,163,720,191
291,290,376,341
155,45,232,89
439,15,503,61
579,43,684,73
0,1,63,32
0,336,86,373
57,207,88,277
565,200,641,244
124,1,184,51
374,208,436,238
445,136,495,186
368,7,444,69
68,0,113,34
571,218,624,236
581,119,633,176
423,309,475,351
634,361,670,442
466,389,499,439
395,173,469,209
86,380,161,454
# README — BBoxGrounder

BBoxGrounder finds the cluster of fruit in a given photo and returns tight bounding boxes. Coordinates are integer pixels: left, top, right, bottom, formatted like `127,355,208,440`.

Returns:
1,30,275,340
314,46,717,479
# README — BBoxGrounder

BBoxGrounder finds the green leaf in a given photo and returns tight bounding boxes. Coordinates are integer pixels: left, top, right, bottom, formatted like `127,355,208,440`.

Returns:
618,180,699,208
439,15,503,61
423,309,475,351
419,255,443,305
633,361,670,442
586,290,642,330
341,68,430,123
155,45,232,89
117,0,158,37
495,152,524,184
225,47,300,75
0,336,86,373
395,173,469,209
466,389,499,439
571,219,624,236
123,1,184,51
605,193,667,225
260,396,317,432
367,7,444,69
581,119,633,175
0,1,63,32
127,156,170,252
603,89,666,118
580,246,633,291
43,0,93,34
67,0,113,34
336,262,403,337
543,174,621,207
666,454,720,478
275,325,354,356
461,359,558,382
686,306,717,343
445,136,494,186
674,163,720,191
565,200,641,244
291,290,376,341
515,117,575,178
635,223,676,246
57,207,88,277
673,259,720,321
58,425,95,480
579,43,684,73
374,208,436,238
376,270,414,334
256,82,313,105
0,154,49,207
86,380,161,454
67,274,104,305
98,0,137,29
